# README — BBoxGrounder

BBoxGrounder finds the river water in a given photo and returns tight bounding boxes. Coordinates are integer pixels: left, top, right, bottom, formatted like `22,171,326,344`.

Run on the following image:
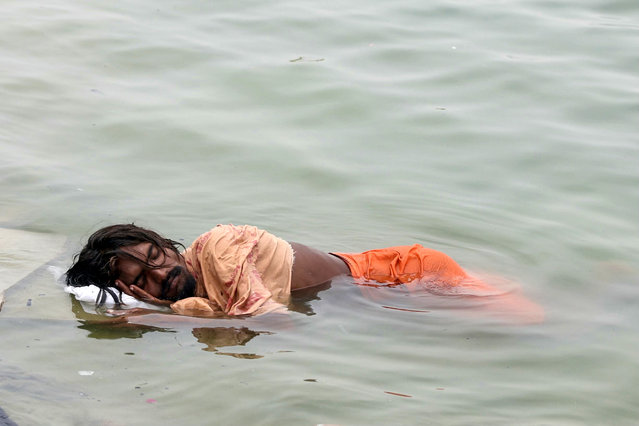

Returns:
1,0,638,424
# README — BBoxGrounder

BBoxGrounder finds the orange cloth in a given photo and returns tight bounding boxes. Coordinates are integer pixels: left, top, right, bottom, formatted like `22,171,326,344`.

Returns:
332,244,469,284
170,224,293,316
333,244,545,324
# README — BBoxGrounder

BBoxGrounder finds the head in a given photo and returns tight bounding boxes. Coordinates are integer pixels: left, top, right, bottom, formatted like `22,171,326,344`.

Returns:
65,224,197,306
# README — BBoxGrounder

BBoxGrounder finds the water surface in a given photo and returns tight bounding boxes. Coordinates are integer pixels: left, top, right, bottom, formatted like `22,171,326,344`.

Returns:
1,0,638,424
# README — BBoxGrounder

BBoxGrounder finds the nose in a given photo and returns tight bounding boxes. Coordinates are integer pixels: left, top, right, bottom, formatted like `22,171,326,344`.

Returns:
148,266,171,286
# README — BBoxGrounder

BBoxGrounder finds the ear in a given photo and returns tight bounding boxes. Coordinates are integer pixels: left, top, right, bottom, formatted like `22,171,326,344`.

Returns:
114,279,135,298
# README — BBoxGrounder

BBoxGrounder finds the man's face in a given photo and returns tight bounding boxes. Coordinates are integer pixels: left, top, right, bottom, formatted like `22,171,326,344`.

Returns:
114,242,196,302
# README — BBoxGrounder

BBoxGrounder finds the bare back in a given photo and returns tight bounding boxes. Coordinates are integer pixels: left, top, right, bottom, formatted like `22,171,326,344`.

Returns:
289,242,350,290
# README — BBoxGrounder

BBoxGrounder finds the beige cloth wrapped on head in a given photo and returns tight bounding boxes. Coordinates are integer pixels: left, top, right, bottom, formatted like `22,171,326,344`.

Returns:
170,224,294,316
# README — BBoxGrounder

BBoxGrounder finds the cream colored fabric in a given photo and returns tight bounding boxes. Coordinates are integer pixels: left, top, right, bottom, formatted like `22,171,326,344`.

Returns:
170,224,293,316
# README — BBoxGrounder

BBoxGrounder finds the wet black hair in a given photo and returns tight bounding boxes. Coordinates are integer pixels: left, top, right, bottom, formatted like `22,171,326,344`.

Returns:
65,224,184,307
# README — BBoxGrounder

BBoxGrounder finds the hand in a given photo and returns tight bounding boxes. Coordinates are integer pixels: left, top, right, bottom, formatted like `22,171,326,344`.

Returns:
129,285,173,307
114,279,172,307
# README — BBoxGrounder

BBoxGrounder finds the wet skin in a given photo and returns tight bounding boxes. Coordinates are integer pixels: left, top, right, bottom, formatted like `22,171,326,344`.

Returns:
114,241,350,306
289,242,350,290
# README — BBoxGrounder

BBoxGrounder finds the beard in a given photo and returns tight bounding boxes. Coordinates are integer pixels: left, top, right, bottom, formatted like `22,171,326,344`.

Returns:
161,266,197,301
176,273,197,300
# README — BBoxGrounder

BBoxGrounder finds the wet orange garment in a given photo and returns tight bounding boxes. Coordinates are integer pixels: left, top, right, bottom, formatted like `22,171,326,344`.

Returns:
169,224,294,316
332,244,545,324
332,244,469,284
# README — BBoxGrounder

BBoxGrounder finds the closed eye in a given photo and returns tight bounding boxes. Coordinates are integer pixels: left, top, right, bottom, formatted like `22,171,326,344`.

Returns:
147,244,157,261
149,245,164,264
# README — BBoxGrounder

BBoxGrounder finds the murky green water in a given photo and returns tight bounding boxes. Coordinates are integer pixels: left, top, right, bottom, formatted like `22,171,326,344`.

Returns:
1,0,638,424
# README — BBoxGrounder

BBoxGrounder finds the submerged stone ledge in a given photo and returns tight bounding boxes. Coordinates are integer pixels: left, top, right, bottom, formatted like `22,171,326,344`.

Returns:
0,228,65,312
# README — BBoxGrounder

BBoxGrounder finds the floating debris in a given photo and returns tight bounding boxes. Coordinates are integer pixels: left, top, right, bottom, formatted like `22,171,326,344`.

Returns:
381,305,430,313
290,56,325,63
384,391,412,398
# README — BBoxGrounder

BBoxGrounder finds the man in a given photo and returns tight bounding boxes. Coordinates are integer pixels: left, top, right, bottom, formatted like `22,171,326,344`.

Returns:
66,223,542,320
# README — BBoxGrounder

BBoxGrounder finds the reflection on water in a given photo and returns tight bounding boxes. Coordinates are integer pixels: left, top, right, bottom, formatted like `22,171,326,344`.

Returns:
344,274,546,324
77,319,176,340
70,296,276,357
71,296,175,339
288,281,332,316
193,327,273,359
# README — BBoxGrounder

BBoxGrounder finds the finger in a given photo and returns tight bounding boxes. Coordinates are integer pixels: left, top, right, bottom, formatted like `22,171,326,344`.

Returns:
130,286,172,306
115,279,135,298
130,285,161,304
130,285,152,300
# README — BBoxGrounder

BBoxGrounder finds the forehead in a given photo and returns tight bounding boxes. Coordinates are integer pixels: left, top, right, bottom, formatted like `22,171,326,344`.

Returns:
114,243,153,278
121,242,153,259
